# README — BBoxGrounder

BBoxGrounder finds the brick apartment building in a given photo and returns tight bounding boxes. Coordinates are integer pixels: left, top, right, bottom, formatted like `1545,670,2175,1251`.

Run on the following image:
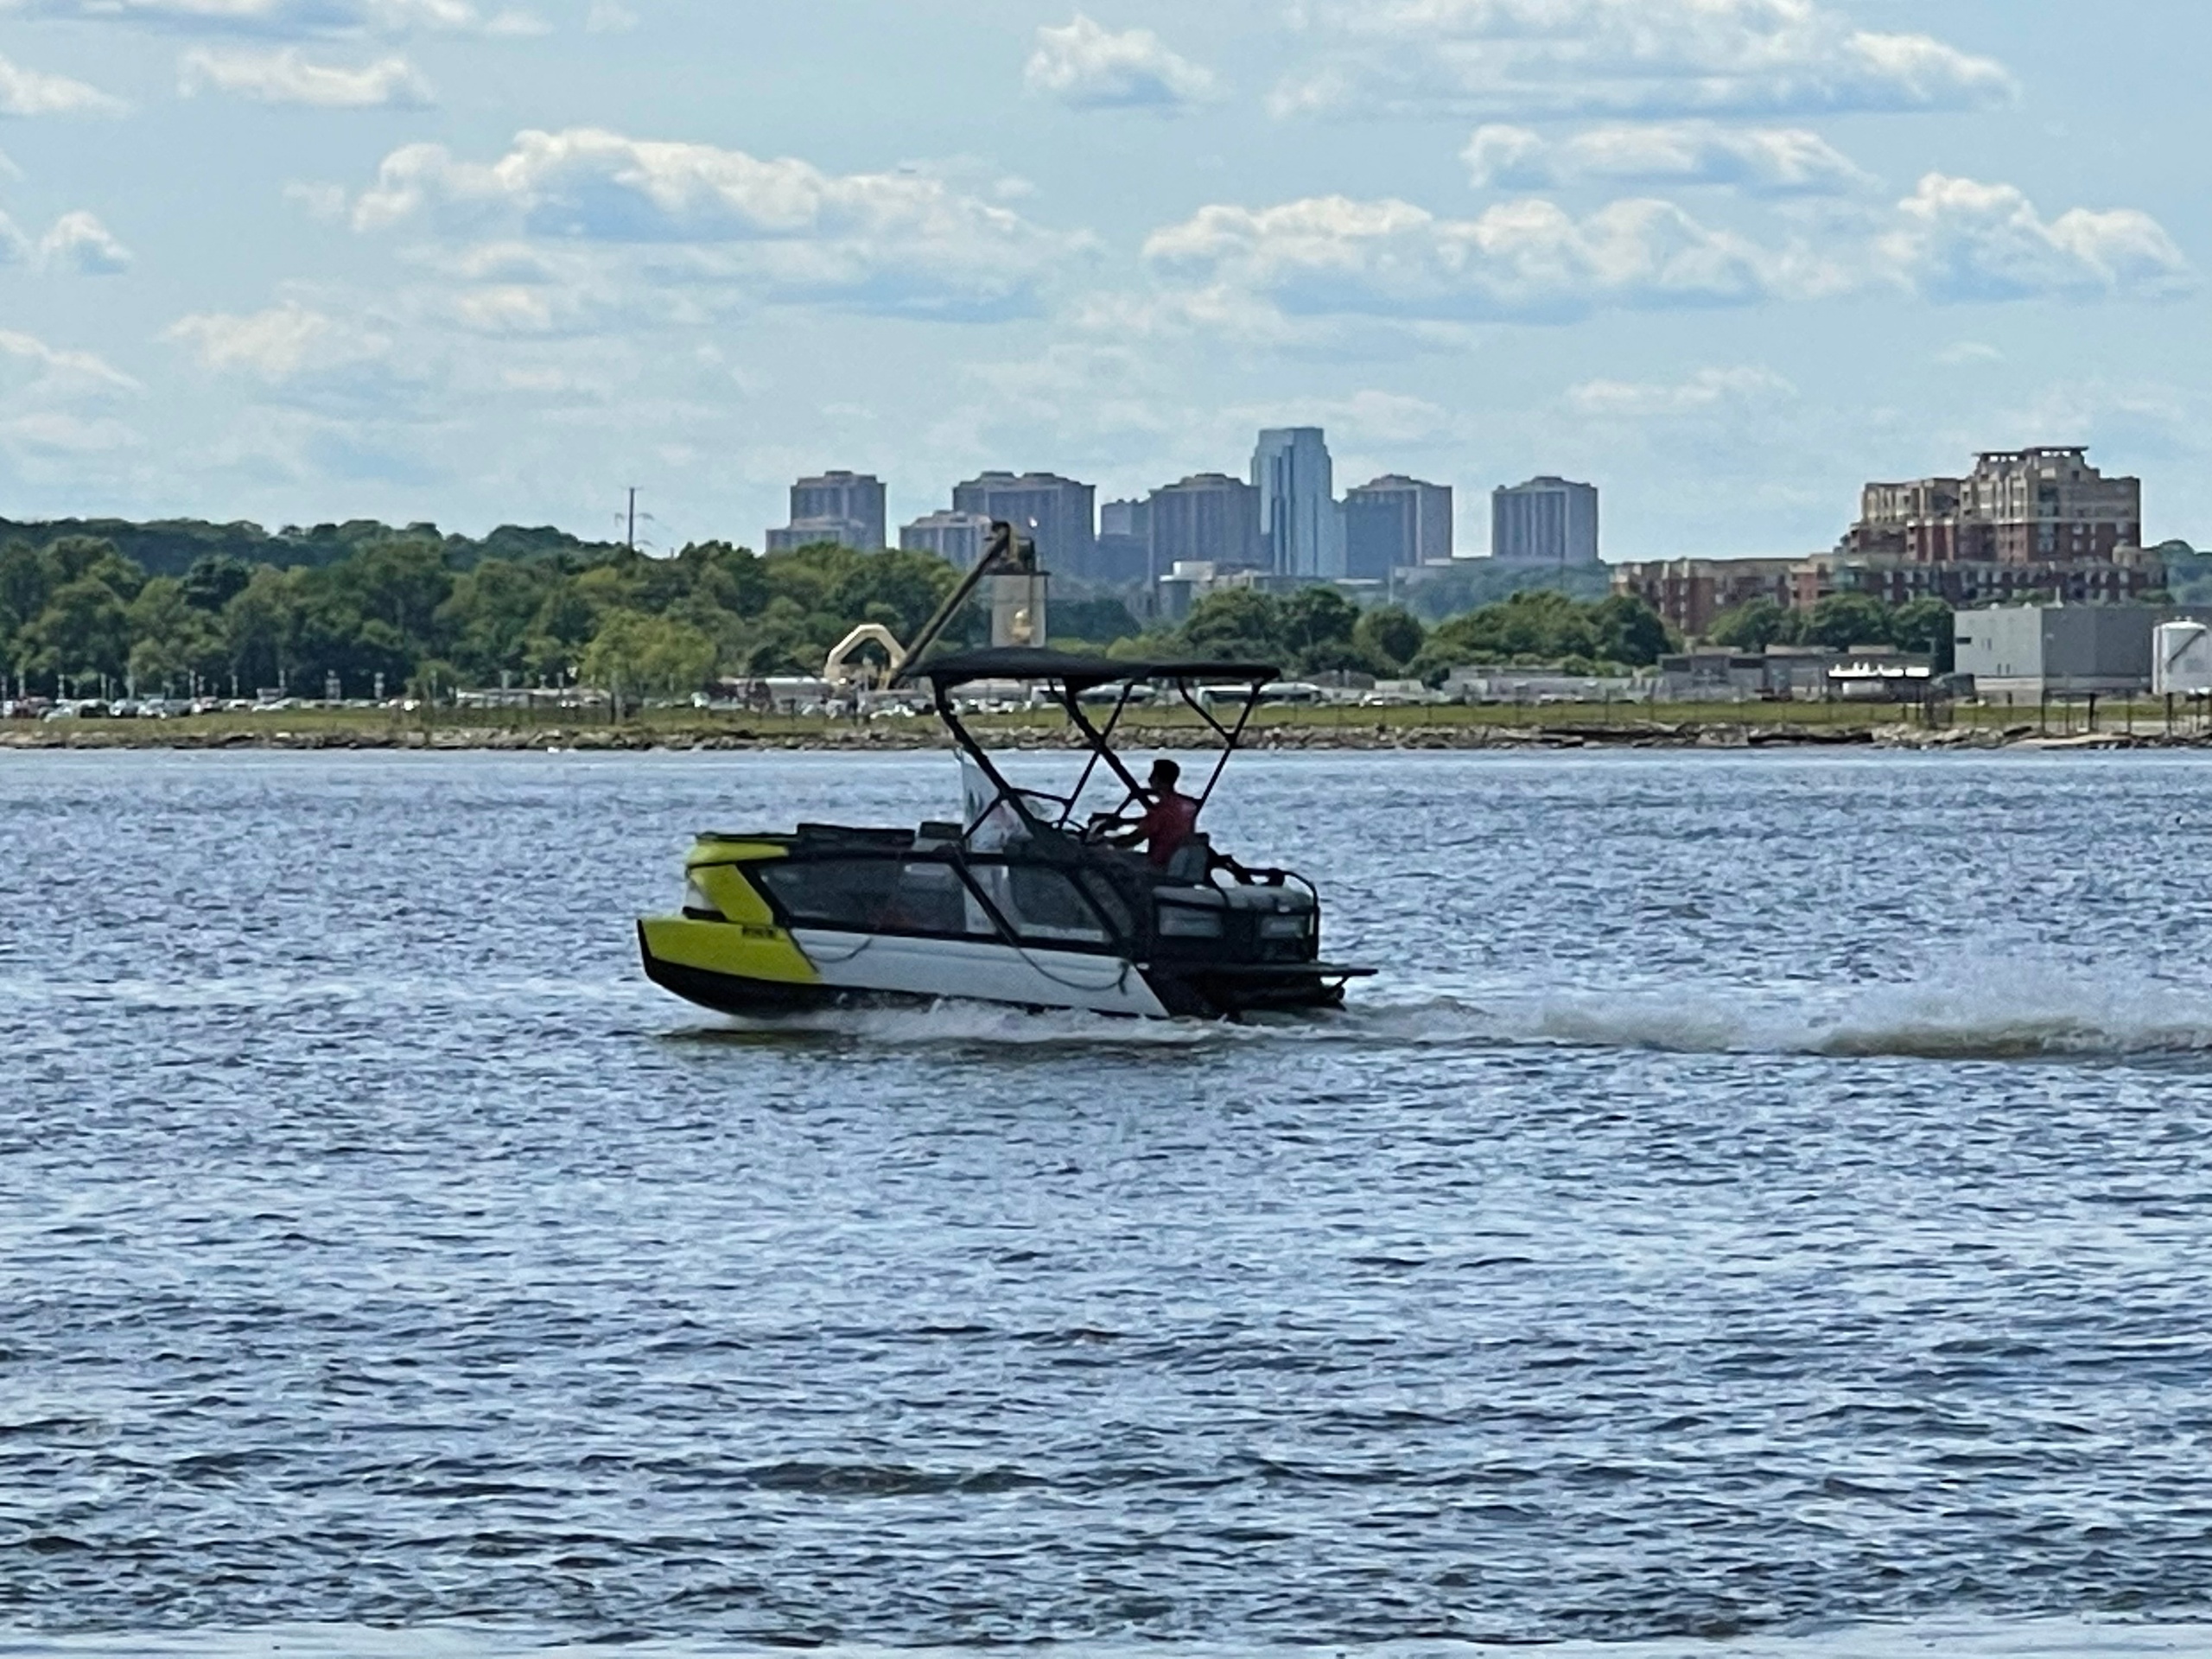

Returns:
1614,446,2155,638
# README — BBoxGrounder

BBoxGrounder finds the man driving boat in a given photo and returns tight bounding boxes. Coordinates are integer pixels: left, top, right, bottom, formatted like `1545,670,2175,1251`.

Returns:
1114,758,1200,868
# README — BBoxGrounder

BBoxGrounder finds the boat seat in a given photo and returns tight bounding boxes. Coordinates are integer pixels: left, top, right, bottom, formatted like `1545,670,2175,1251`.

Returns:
1163,834,1213,884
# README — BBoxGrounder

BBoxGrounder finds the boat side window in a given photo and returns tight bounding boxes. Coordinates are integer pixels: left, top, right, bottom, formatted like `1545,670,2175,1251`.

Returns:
884,859,972,937
758,856,991,937
1076,871,1135,941
753,857,904,931
967,861,1115,947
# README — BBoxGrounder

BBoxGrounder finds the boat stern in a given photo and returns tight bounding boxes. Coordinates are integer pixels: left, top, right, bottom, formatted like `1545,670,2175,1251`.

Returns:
637,835,831,1017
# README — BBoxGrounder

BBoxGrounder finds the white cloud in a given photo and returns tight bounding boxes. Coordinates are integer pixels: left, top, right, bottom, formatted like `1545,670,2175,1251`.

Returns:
179,46,433,105
284,179,350,219
583,0,633,30
1024,14,1221,111
1567,364,1796,416
1465,121,1876,195
1936,340,2003,366
165,301,392,383
1143,171,2192,327
38,210,132,273
0,209,25,264
0,410,140,454
1880,174,2195,303
1144,193,1781,322
1274,0,2016,119
351,127,1082,320
0,328,142,399
0,0,543,38
0,52,126,116
1248,386,1454,445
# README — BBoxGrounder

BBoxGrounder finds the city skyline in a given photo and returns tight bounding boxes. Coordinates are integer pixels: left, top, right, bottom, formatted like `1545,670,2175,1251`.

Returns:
0,3,2206,560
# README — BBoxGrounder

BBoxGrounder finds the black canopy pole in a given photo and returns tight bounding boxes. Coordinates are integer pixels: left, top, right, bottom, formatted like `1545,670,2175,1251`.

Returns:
1059,687,1151,810
889,522,1034,687
937,682,1061,837
1184,682,1261,812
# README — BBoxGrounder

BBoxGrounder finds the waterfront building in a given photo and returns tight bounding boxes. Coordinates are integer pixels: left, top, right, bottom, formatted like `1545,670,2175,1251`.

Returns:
950,471,1096,578
770,470,886,552
1611,556,1802,638
1344,475,1452,581
899,509,995,569
1251,428,1344,579
1148,474,1262,577
1648,645,1928,702
1955,604,2212,700
1492,476,1600,566
1852,448,2140,564
1791,547,2160,611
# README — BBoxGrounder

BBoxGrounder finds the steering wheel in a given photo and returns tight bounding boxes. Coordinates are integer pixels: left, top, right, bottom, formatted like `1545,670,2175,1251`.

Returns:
1080,810,1132,845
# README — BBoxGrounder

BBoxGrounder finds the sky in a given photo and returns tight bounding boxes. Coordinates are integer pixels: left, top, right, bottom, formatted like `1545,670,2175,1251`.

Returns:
0,0,2206,560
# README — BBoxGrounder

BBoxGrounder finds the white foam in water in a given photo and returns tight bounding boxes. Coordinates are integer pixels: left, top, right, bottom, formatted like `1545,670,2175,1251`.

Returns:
1483,952,2212,1060
10,1617,2212,1658
689,949,2212,1063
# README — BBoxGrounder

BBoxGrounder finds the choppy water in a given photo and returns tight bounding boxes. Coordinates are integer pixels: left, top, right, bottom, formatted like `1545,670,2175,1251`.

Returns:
7,749,2212,1657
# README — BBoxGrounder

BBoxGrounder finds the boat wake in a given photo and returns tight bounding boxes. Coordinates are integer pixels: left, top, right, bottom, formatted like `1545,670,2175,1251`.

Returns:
685,955,2212,1064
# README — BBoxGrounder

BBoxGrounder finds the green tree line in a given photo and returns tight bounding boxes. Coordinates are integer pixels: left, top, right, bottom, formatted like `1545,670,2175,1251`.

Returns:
1707,594,1956,669
1152,585,1675,681
0,535,985,699
0,518,1961,704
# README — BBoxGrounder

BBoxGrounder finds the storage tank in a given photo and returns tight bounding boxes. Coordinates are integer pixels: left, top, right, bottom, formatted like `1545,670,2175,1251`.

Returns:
2153,621,2212,695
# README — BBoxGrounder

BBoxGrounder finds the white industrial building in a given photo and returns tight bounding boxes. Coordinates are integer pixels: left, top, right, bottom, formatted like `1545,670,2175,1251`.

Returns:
1955,605,2212,699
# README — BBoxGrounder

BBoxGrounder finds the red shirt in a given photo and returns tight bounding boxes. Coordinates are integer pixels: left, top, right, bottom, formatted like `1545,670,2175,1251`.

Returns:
1135,790,1201,868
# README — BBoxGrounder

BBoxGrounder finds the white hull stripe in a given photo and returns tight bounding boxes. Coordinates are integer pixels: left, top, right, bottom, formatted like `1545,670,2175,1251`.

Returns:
791,931,1170,1019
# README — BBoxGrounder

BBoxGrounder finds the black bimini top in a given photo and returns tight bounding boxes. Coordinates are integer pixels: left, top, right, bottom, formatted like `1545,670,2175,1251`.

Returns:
906,647,1279,692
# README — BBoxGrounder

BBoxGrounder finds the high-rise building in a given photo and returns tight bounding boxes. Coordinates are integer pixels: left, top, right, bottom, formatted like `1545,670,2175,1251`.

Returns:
1852,447,2140,563
950,471,1096,577
1094,499,1152,586
1148,474,1262,576
767,518,871,553
1250,428,1344,579
899,509,995,569
772,470,886,552
1344,475,1453,580
1492,476,1600,566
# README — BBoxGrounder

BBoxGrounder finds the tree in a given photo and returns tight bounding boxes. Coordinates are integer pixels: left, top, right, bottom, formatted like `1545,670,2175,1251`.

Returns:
582,609,715,700
1802,594,1893,651
437,558,558,683
180,555,254,614
223,566,299,693
1708,598,1796,650
125,577,225,691
1889,597,1955,671
1352,606,1426,671
1054,595,1140,645
1182,589,1284,661
1278,587,1359,659
21,575,134,686
0,540,54,649
1590,594,1673,666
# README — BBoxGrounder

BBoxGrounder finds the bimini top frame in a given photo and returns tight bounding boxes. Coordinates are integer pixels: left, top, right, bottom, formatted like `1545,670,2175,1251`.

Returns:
898,646,1279,841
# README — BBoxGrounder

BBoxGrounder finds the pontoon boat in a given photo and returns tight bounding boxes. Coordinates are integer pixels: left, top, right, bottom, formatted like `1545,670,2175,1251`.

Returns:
637,644,1373,1022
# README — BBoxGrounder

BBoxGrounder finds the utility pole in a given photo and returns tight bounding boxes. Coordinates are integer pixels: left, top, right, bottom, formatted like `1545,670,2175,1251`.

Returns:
626,487,640,553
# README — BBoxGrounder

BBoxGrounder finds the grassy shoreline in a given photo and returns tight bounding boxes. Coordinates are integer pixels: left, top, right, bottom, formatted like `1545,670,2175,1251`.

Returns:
4,699,2206,753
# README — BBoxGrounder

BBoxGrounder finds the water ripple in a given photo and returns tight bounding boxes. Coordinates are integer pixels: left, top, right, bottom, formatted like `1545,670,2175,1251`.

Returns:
6,751,2212,1650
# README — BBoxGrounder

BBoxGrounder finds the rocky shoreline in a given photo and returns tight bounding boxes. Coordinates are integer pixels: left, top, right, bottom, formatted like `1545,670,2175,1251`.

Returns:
3,720,2200,753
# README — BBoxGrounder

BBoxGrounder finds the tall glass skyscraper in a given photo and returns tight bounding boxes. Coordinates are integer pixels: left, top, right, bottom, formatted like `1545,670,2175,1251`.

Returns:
1250,428,1344,579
